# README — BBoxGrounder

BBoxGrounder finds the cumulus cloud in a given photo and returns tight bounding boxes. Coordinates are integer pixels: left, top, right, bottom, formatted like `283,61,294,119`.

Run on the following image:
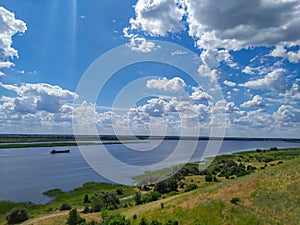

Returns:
223,80,236,87
274,105,300,124
280,83,300,100
0,7,27,74
185,0,300,50
232,109,273,128
240,68,288,92
128,0,185,36
146,77,186,92
200,49,233,68
197,64,220,81
241,95,266,108
0,83,78,114
242,66,255,75
126,35,156,53
269,45,300,63
190,87,213,102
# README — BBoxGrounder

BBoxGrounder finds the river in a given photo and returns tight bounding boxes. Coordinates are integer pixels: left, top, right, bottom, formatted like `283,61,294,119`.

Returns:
0,139,299,203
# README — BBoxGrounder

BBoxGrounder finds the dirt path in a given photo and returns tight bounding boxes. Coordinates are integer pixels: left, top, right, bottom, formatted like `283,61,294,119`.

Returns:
20,195,134,224
21,212,66,225
21,208,84,225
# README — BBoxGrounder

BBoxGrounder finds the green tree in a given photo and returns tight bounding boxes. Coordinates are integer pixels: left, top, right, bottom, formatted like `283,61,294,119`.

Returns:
66,208,85,225
84,194,90,203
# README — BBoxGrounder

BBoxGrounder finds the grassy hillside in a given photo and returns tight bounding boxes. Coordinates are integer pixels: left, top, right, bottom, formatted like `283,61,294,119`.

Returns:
122,156,300,225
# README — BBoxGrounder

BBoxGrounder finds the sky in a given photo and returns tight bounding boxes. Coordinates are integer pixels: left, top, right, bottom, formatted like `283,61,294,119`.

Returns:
0,0,300,138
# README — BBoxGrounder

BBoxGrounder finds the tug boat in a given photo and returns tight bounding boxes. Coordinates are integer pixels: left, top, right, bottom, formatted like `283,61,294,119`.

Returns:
50,149,70,154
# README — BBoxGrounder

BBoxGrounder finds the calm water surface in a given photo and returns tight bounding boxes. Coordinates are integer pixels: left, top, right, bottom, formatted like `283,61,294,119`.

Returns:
0,139,300,203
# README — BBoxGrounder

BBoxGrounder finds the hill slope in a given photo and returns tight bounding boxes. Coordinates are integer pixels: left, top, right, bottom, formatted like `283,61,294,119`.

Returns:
121,156,300,225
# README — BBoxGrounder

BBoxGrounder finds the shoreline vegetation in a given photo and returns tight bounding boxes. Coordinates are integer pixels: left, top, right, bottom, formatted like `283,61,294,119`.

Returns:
0,147,300,224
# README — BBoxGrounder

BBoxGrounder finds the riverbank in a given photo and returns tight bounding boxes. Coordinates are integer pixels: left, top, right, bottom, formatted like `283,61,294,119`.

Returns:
1,147,300,224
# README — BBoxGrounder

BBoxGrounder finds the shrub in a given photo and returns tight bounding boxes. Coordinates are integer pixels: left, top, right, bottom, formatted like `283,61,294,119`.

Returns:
6,208,29,224
135,191,142,205
60,202,71,211
205,173,213,182
83,206,90,214
139,217,148,225
116,188,123,195
133,214,137,220
185,183,198,192
102,213,130,225
150,220,162,225
230,197,240,204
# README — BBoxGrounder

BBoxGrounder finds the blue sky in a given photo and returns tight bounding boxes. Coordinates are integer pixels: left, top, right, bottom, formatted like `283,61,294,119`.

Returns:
0,0,300,138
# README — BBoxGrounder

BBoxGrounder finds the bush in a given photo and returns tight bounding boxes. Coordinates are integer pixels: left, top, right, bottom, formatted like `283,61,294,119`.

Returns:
6,208,29,224
60,202,71,211
101,213,130,225
133,214,137,220
135,192,142,205
83,206,90,214
116,188,123,195
150,220,162,225
139,217,148,225
185,183,198,192
230,197,240,204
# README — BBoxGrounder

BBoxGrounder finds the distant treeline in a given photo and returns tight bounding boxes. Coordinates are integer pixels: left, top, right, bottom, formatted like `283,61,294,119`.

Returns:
0,134,299,143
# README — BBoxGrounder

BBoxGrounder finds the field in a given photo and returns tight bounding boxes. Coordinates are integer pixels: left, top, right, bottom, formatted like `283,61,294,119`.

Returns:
0,147,300,224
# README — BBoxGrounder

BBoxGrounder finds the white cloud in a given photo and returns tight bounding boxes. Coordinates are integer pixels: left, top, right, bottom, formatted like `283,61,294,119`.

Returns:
223,80,236,87
269,45,300,63
242,66,255,75
146,77,186,92
185,0,300,50
241,95,266,108
197,64,220,81
190,87,213,102
171,50,188,56
127,36,156,53
0,83,78,114
0,7,27,73
287,49,300,63
280,83,300,100
233,109,273,128
129,0,186,36
274,105,300,124
240,68,287,92
200,49,232,68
